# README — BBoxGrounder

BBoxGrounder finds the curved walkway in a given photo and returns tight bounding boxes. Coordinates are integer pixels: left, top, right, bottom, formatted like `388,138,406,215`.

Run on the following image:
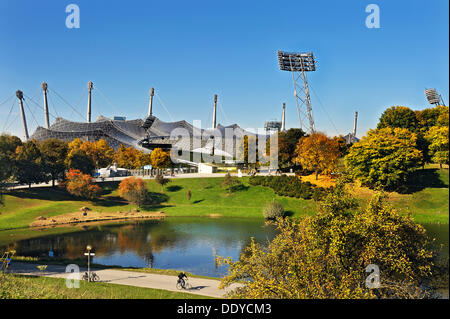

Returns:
7,262,240,298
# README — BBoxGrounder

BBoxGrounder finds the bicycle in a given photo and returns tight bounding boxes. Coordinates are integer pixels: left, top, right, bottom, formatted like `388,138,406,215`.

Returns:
176,278,191,290
82,271,100,282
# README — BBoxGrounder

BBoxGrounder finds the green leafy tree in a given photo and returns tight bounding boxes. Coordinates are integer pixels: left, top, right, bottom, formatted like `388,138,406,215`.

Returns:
155,172,170,192
14,140,47,188
39,139,68,187
65,149,96,175
377,106,418,132
218,186,435,299
415,106,445,133
221,172,241,194
344,128,422,190
278,128,306,168
0,134,22,192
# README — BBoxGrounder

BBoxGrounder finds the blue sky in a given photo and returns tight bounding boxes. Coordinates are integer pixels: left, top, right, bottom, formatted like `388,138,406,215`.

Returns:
0,0,448,139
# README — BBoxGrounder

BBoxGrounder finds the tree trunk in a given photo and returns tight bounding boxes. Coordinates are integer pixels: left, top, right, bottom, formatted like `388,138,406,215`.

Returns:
315,170,319,180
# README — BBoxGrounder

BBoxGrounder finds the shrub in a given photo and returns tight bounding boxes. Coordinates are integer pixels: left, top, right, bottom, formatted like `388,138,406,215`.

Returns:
186,189,191,201
64,169,101,199
221,172,241,194
118,177,149,207
263,201,285,220
249,175,327,200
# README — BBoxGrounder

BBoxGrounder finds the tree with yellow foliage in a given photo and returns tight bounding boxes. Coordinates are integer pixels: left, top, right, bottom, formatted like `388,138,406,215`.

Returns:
293,132,340,180
150,148,171,168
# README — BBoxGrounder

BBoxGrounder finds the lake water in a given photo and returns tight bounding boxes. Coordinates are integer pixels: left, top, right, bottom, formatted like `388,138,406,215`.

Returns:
2,218,448,281
3,218,278,277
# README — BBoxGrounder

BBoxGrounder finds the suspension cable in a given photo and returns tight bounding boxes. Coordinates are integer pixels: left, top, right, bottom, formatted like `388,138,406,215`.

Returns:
48,87,85,121
0,94,14,108
2,100,16,132
309,84,340,136
154,92,175,122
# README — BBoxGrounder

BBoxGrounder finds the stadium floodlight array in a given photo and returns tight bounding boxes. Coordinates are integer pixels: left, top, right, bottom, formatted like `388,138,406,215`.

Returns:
277,50,316,133
424,88,445,106
277,51,316,72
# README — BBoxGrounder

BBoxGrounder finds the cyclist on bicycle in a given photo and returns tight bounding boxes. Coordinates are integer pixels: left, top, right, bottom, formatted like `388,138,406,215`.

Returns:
177,271,188,288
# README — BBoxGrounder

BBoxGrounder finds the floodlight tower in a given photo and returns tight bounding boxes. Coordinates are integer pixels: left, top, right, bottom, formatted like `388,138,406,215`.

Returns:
277,50,316,133
425,88,446,106
42,82,50,129
16,90,29,140
281,103,286,131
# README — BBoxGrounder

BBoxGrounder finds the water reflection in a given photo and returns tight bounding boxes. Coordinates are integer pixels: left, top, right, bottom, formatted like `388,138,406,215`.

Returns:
3,218,277,277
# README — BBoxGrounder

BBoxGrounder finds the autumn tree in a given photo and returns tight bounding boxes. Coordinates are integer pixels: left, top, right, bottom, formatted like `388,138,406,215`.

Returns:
415,105,449,133
90,139,114,168
67,138,114,168
64,169,101,199
118,177,149,207
218,185,435,299
293,132,341,180
425,125,449,168
150,148,171,169
344,128,422,190
14,140,47,188
39,138,68,187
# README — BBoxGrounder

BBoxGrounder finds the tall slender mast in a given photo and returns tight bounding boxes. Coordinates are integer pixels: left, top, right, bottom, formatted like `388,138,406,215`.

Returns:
281,103,286,131
211,94,218,156
353,111,358,138
148,88,155,117
42,82,50,129
87,81,93,123
212,94,217,130
16,90,29,140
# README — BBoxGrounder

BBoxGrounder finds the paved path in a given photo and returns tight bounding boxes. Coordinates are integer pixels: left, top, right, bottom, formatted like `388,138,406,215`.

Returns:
7,262,240,298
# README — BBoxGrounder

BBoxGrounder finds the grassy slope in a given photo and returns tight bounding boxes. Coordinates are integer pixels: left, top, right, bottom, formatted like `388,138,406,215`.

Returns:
0,168,448,232
0,177,315,230
352,167,449,224
0,273,211,299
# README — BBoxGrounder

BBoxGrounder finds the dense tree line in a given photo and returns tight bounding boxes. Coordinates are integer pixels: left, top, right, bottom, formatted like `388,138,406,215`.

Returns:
0,135,172,188
345,105,449,190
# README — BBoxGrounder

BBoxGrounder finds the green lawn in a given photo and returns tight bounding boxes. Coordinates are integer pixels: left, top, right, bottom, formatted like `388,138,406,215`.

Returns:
0,273,211,299
0,177,316,231
0,169,448,232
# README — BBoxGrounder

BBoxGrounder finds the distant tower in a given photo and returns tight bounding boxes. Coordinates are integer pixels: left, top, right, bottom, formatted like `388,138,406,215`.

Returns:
212,94,217,130
148,88,155,117
353,111,358,138
211,94,218,156
87,81,93,123
281,103,286,131
42,82,50,129
16,90,29,140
